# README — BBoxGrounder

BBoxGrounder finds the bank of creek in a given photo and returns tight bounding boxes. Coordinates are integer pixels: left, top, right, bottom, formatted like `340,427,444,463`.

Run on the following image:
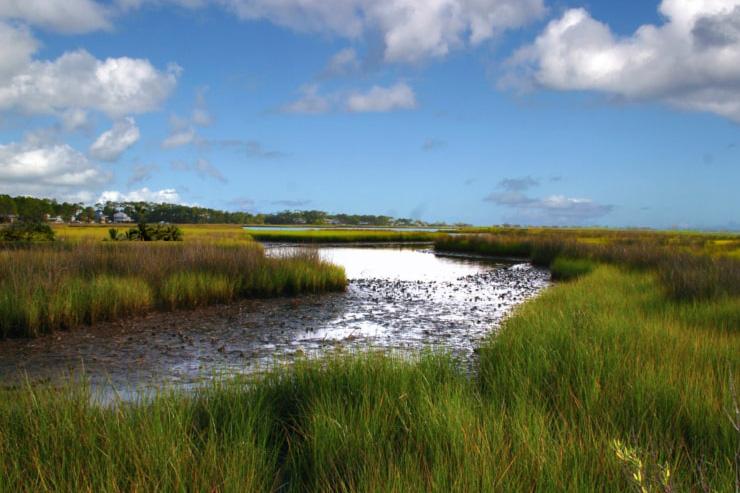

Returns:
0,245,549,394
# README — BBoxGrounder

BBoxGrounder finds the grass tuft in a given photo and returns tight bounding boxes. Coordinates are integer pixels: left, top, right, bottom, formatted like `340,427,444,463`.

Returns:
550,257,597,281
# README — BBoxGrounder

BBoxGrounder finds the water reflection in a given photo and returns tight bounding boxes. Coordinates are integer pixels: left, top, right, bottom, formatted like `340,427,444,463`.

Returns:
0,246,549,393
273,245,490,281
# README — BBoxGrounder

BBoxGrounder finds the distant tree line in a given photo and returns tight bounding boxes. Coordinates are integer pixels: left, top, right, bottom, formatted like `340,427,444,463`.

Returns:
0,194,435,226
0,195,81,222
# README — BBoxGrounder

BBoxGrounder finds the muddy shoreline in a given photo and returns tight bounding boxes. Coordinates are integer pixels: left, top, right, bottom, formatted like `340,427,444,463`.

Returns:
0,248,550,393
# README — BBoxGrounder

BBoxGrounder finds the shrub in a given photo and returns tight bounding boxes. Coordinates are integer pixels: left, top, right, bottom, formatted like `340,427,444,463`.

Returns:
123,223,183,241
0,222,55,242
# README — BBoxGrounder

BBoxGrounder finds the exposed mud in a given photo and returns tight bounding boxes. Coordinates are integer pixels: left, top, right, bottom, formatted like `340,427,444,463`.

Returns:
0,246,549,394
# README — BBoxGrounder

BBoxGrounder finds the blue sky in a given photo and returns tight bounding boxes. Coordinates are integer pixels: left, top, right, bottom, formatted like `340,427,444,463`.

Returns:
0,0,738,229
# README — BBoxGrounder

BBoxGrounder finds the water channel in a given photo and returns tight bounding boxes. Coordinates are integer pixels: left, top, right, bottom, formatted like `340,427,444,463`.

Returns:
0,245,550,394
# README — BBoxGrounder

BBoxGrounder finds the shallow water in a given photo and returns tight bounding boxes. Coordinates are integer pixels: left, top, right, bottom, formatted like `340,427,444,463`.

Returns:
0,246,549,393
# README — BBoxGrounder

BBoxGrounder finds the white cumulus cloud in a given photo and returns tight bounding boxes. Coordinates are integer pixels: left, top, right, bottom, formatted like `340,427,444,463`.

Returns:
0,0,111,34
503,0,740,122
0,23,179,119
163,0,546,63
0,50,180,117
0,138,111,198
0,21,37,79
89,117,140,161
1,0,545,64
98,187,182,203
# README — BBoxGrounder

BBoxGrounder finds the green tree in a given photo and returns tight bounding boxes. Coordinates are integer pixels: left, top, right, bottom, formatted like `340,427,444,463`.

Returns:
15,197,50,222
0,195,17,218
0,222,55,241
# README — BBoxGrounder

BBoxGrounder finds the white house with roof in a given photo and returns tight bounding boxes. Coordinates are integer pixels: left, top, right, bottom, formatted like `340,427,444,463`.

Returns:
113,211,134,223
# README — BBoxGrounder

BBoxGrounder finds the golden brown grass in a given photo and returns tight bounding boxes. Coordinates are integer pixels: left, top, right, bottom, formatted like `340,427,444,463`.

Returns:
0,241,346,338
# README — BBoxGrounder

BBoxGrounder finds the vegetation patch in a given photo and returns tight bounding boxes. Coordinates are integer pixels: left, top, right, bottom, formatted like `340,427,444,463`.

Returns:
0,222,55,242
435,232,740,301
108,223,183,241
0,267,736,491
0,193,440,227
247,229,442,243
550,257,596,281
0,242,346,338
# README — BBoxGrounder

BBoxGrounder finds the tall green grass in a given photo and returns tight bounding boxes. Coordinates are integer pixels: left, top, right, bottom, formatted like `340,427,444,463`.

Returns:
549,257,596,280
436,233,740,301
435,234,533,258
456,226,740,255
161,272,237,309
478,266,738,490
0,242,346,338
0,267,736,491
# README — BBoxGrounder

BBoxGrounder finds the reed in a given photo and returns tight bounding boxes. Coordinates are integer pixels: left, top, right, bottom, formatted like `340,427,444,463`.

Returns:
549,257,596,280
435,232,740,300
0,242,346,338
160,272,237,309
0,268,736,491
477,266,739,490
0,225,736,490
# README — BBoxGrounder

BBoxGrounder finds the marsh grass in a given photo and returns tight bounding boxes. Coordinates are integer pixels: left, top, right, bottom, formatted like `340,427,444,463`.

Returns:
0,267,736,491
435,233,740,301
0,242,346,338
1,224,736,490
246,229,442,243
48,276,153,330
458,226,740,255
477,266,739,490
54,224,253,243
161,272,236,309
549,257,596,280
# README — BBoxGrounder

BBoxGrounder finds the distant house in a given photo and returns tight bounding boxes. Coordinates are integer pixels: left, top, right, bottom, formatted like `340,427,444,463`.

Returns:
42,214,65,224
94,210,109,224
113,211,133,223
0,214,17,224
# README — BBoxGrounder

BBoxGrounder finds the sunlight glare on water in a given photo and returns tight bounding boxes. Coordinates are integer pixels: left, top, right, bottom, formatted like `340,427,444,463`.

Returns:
0,246,549,395
287,246,488,281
